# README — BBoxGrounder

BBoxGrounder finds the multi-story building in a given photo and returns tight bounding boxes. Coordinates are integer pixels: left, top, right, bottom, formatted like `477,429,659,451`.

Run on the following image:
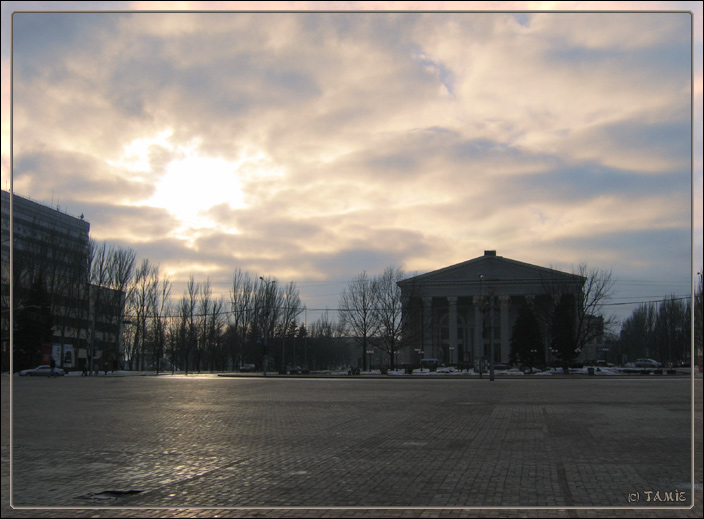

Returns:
1,190,124,372
397,250,586,368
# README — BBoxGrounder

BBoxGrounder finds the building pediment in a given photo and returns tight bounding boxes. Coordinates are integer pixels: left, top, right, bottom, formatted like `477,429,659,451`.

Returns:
399,251,583,295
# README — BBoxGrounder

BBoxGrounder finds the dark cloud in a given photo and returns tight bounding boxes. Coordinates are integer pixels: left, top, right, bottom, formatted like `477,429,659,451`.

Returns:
12,12,115,78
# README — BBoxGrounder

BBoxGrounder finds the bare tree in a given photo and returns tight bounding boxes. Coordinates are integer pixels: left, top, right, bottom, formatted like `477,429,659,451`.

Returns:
540,263,616,373
277,281,304,371
183,275,199,374
127,259,163,370
372,266,406,370
654,295,690,366
108,245,136,366
339,271,379,371
253,276,281,372
619,302,657,363
150,273,171,374
195,278,213,372
88,240,111,373
230,268,255,370
89,242,135,368
209,296,227,370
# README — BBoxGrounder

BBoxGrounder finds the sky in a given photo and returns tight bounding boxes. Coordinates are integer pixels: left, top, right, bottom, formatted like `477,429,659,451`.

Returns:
2,1,702,328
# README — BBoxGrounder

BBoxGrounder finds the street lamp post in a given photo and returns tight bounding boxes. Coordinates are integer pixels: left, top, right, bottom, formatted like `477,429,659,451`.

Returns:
479,274,495,381
479,274,484,378
489,290,495,381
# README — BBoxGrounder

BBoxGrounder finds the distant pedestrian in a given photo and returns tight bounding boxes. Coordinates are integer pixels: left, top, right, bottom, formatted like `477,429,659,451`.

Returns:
49,357,57,377
81,362,88,376
104,362,108,376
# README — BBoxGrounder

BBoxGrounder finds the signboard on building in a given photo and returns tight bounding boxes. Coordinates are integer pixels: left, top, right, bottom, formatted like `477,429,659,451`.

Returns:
52,344,74,368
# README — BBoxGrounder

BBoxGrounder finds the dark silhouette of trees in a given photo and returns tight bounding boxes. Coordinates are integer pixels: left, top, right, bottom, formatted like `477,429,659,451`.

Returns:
550,293,578,373
307,310,349,370
654,295,690,367
277,281,304,372
372,266,407,370
620,294,691,367
539,263,616,373
619,302,657,363
89,241,136,371
229,268,255,370
510,303,543,369
14,275,53,370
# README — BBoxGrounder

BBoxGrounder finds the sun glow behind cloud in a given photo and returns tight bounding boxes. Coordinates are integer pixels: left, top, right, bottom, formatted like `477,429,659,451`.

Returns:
147,154,246,234
108,131,288,240
4,4,700,321
108,129,175,175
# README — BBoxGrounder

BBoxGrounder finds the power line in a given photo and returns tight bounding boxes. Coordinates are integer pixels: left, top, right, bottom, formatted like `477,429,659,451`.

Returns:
603,295,692,307
127,293,694,321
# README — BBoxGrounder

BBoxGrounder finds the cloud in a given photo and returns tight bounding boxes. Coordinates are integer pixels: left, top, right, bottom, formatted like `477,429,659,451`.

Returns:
72,202,182,243
13,149,155,203
4,6,700,323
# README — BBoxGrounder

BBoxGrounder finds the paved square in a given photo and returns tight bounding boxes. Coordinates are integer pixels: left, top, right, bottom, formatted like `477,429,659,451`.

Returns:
2,374,698,516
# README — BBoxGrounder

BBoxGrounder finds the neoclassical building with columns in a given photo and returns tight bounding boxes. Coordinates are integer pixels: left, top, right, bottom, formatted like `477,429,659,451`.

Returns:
397,251,584,367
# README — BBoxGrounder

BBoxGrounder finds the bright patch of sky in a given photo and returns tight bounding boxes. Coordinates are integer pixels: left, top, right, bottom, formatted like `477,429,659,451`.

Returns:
2,2,701,324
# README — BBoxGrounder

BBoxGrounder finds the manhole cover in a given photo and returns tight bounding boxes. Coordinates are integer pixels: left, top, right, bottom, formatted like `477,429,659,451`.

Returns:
76,490,143,501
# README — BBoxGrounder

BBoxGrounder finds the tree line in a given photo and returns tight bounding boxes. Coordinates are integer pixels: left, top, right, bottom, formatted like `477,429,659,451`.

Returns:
6,223,408,372
8,222,701,374
619,292,695,367
124,264,414,373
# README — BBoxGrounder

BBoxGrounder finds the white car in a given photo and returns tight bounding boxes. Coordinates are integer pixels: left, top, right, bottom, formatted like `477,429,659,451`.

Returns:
18,365,65,376
635,358,661,368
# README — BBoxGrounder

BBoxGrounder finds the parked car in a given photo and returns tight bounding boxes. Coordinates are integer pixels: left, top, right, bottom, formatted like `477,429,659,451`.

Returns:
635,358,661,368
18,365,65,376
239,364,256,372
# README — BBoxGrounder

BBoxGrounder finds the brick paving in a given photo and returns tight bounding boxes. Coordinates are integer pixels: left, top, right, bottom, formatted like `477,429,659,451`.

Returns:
1,372,701,518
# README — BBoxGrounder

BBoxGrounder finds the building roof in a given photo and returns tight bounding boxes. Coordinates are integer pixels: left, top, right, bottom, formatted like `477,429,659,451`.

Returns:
398,250,584,291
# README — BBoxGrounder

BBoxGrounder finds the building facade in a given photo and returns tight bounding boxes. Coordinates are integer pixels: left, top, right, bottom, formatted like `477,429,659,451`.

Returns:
1,190,124,371
397,251,585,367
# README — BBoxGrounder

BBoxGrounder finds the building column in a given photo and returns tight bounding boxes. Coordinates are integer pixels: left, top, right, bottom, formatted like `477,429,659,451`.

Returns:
473,296,483,363
499,295,511,363
447,296,458,365
423,297,433,359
